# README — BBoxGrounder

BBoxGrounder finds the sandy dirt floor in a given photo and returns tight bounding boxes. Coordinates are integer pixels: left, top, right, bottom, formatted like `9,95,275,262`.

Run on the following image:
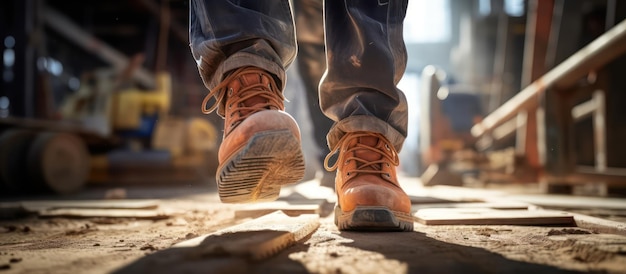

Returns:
1,179,626,274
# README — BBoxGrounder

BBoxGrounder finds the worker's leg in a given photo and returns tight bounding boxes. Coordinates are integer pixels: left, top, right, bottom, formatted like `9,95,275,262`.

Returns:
321,0,413,231
190,0,304,203
293,0,335,188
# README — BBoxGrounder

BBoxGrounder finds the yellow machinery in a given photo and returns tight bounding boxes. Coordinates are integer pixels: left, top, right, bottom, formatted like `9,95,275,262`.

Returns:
61,71,218,186
112,72,171,131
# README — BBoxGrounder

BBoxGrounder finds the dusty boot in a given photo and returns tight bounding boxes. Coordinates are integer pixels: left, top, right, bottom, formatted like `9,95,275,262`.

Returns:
202,67,305,203
325,132,413,231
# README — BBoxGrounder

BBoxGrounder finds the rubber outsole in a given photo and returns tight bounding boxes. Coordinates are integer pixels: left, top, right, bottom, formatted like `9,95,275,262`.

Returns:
334,205,414,232
217,129,305,203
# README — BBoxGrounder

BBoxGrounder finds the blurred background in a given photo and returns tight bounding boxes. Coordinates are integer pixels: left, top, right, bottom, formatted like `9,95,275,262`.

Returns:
1,0,625,198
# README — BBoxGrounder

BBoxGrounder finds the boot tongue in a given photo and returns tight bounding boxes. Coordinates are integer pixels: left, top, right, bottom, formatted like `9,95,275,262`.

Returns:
229,72,270,115
353,136,382,170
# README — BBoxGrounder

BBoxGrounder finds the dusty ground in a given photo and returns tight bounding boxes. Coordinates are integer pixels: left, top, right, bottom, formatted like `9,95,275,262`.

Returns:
1,179,626,274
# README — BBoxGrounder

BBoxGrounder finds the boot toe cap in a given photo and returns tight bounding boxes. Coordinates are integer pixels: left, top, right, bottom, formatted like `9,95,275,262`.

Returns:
339,176,411,213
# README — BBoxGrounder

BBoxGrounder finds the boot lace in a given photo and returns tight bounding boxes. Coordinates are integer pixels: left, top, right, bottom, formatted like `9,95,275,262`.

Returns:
201,67,284,129
323,132,399,177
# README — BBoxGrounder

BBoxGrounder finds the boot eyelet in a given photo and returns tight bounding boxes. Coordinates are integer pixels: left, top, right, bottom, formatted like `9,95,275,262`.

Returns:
386,163,390,167
385,144,391,151
346,172,351,176
344,160,350,165
228,88,233,96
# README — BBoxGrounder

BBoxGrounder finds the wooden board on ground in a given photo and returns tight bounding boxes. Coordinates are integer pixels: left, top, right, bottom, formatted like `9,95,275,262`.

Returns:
412,201,531,211
507,194,626,210
38,208,173,220
20,200,160,212
114,211,319,274
174,211,320,261
233,201,321,219
414,208,575,226
570,213,626,236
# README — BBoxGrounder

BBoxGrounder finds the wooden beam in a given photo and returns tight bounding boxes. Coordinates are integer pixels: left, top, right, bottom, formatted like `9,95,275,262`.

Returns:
519,0,554,169
472,18,626,138
521,0,554,87
42,7,156,88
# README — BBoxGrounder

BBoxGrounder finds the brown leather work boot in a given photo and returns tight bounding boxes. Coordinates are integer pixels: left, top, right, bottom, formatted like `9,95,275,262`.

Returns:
325,132,413,231
202,67,305,203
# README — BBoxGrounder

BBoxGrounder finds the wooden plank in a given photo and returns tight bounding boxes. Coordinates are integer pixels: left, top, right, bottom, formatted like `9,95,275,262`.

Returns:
521,0,554,87
115,212,319,273
412,202,531,211
233,201,321,219
507,194,626,210
20,200,160,212
174,211,319,261
38,208,173,220
570,213,626,236
414,208,575,226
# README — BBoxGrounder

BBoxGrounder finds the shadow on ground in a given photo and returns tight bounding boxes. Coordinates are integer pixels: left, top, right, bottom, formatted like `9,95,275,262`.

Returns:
111,226,583,274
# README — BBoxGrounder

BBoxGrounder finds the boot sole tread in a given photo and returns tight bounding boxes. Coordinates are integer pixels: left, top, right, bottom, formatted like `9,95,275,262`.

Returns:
217,129,305,203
